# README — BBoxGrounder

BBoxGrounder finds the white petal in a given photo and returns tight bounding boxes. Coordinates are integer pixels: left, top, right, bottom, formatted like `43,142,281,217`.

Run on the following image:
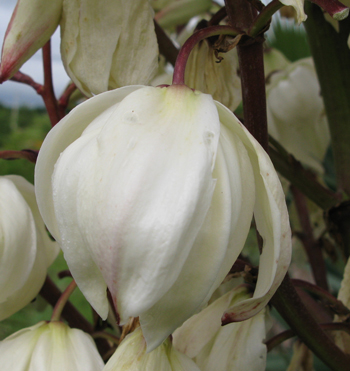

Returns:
173,286,248,358
0,0,62,81
61,0,158,96
0,322,47,370
35,86,144,320
0,177,36,302
194,308,268,371
51,86,219,323
29,322,104,371
140,119,255,351
279,0,307,23
216,102,291,321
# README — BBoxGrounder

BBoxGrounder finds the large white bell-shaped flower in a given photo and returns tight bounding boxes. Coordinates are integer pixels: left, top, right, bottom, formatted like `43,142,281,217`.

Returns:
35,85,291,350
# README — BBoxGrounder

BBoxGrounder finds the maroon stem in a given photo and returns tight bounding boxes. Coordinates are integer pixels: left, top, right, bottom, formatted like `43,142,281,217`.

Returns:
237,40,268,151
172,25,240,85
291,186,329,291
266,322,350,352
293,279,350,316
208,6,228,26
57,82,77,118
309,0,350,19
154,20,179,67
42,41,60,126
10,71,43,94
39,276,111,355
0,149,38,163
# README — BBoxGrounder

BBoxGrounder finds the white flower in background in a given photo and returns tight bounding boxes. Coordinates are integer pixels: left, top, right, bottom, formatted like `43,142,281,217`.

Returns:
185,40,242,112
0,321,104,371
35,84,291,350
173,283,270,371
103,327,200,371
279,0,307,23
0,175,58,321
1,0,158,96
60,0,158,96
0,0,62,82
266,58,330,174
263,48,290,77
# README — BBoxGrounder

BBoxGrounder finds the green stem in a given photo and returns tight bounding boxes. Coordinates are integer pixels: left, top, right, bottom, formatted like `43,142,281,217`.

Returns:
304,3,350,196
172,25,240,85
248,0,283,37
51,280,77,322
271,275,350,371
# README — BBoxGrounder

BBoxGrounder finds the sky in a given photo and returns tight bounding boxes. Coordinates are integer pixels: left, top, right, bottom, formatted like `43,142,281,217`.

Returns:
0,0,272,108
0,0,70,107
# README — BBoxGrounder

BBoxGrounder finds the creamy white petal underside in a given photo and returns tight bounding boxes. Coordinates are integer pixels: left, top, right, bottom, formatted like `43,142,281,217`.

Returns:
6,175,59,267
52,86,219,324
279,0,307,23
216,102,291,321
61,0,158,95
0,178,36,302
35,86,144,319
173,286,248,358
194,308,268,371
140,117,255,351
29,322,104,371
0,322,47,370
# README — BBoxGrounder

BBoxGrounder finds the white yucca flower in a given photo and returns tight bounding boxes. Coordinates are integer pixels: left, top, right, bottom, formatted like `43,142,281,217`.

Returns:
35,84,291,350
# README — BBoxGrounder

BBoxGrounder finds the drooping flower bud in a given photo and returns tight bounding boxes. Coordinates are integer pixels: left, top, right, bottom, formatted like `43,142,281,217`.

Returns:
185,40,241,112
0,321,104,370
60,0,159,96
0,0,62,82
0,176,59,320
104,327,200,371
279,0,307,23
266,58,330,174
35,84,291,351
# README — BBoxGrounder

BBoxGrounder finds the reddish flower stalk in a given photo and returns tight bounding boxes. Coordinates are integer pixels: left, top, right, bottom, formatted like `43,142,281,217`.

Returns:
172,25,240,85
0,149,38,163
310,0,349,20
58,82,77,118
42,40,60,126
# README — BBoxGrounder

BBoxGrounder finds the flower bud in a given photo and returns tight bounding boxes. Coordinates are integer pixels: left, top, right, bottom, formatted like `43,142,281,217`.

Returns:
35,84,291,350
0,0,62,82
185,40,241,112
104,327,200,371
0,176,59,320
266,58,330,174
60,0,158,96
279,0,307,24
0,321,104,370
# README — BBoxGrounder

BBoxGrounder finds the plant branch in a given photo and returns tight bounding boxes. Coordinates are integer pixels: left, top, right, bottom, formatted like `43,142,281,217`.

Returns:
0,149,38,163
292,186,329,290
271,275,350,371
269,136,341,210
42,40,60,126
308,0,350,20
